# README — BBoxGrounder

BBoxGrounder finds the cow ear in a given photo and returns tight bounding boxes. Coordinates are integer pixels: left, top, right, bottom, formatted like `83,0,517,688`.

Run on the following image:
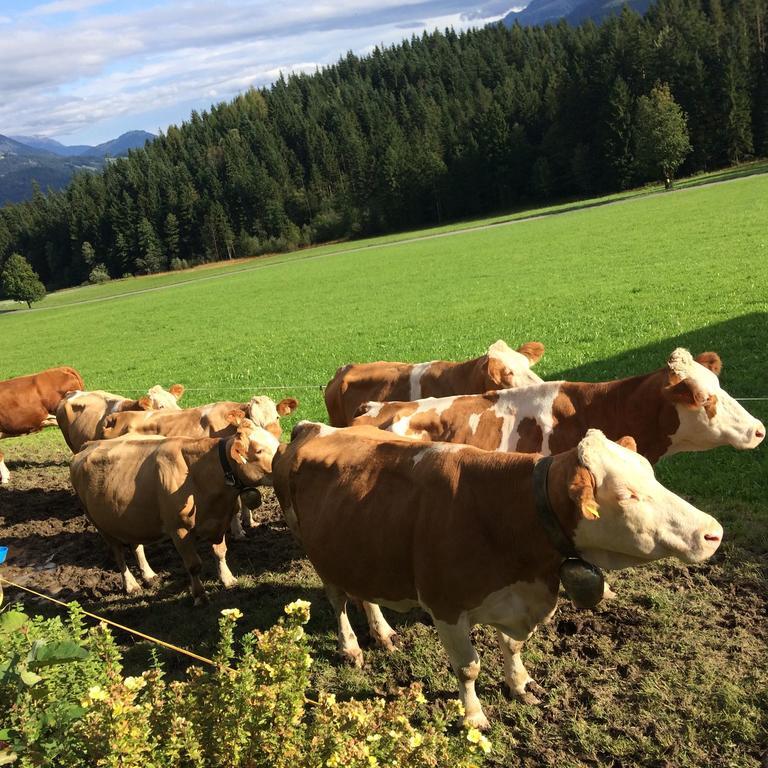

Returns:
169,384,185,400
517,341,545,365
230,436,248,465
276,397,299,416
665,378,708,408
616,435,637,452
226,409,246,426
568,465,600,520
694,352,722,376
486,355,507,386
138,396,153,410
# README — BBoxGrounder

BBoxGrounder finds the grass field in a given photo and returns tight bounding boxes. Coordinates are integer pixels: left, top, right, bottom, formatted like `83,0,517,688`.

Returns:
2,169,768,766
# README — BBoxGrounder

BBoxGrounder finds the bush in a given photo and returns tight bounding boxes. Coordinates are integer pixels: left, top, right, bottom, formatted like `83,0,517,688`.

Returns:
0,602,489,767
88,264,111,284
169,257,190,271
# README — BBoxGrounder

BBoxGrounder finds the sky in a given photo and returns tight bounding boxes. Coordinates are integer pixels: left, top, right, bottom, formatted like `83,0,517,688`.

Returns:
1,0,520,146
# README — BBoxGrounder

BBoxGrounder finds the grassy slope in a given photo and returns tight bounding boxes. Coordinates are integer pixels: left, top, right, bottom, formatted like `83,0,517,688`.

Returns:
2,158,766,314
2,171,767,766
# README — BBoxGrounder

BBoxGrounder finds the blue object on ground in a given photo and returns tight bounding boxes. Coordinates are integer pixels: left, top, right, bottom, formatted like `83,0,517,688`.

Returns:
0,546,7,565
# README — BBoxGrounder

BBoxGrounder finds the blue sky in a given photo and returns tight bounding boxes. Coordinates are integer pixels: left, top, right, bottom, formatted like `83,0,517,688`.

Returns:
1,0,520,146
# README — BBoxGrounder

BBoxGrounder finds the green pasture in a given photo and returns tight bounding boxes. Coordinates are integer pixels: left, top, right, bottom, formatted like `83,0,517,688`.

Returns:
2,169,768,766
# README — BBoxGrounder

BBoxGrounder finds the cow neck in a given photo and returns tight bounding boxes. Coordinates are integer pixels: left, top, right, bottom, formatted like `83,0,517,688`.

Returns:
428,356,482,394
217,438,250,491
532,456,579,559
534,454,605,609
555,370,674,463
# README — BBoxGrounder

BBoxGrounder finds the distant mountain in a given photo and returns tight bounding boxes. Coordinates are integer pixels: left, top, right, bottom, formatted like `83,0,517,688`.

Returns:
503,0,651,26
10,130,155,158
0,130,156,205
82,130,155,158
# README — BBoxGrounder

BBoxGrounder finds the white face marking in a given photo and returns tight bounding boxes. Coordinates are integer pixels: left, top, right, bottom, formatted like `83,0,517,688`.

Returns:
247,396,280,428
665,354,765,454
487,340,544,388
574,429,723,566
146,385,182,411
409,361,435,400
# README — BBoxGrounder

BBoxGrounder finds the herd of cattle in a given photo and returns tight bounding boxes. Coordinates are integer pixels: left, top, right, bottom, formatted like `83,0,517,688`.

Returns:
0,339,764,728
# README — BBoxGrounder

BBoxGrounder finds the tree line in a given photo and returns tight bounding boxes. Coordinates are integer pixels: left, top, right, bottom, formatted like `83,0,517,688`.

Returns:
1,0,766,294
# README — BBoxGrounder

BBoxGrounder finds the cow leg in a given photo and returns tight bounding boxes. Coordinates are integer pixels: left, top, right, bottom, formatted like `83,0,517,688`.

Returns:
109,541,141,595
133,545,158,584
229,498,247,540
211,539,237,588
434,618,488,730
41,414,58,428
169,529,206,605
362,601,399,651
495,630,542,704
0,452,9,484
324,583,364,668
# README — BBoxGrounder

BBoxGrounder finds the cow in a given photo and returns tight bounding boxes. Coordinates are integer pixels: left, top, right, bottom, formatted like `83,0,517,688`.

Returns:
0,366,84,483
101,395,298,441
70,417,278,604
56,384,186,453
273,423,723,729
352,349,765,463
100,394,299,538
324,339,545,427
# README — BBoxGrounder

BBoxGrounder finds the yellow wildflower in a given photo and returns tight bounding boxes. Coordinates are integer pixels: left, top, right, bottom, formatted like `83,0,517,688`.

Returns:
220,608,243,620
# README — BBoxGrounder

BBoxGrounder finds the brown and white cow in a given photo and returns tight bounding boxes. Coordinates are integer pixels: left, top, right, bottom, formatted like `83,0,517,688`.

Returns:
274,423,723,728
100,394,299,539
56,384,185,453
70,418,278,604
324,339,545,427
0,366,84,483
352,349,765,462
101,395,298,441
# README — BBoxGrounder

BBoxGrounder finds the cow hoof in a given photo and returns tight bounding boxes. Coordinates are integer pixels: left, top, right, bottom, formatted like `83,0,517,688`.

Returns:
222,576,238,589
341,648,364,668
379,632,401,652
508,681,543,705
124,583,142,596
464,711,490,731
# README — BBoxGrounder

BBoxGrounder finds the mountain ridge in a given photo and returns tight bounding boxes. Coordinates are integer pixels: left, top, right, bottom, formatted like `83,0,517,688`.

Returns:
503,0,651,27
0,130,156,205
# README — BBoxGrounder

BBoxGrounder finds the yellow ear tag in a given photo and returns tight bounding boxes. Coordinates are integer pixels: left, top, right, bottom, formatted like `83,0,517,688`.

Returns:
585,503,600,519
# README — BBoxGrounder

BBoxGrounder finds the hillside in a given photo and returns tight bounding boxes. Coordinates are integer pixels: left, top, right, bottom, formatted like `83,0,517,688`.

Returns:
0,131,155,205
503,0,651,26
0,0,765,291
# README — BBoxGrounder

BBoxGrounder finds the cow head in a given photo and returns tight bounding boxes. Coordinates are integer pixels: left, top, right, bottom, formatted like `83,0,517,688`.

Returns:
137,384,185,411
568,429,723,570
482,340,544,390
661,349,764,454
245,395,299,438
228,417,280,485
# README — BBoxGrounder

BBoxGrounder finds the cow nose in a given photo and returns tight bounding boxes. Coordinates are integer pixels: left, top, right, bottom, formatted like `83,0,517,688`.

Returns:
754,422,766,442
703,522,723,548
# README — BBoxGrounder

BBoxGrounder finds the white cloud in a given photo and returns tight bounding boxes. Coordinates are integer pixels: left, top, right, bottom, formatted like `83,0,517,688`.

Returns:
27,0,111,16
0,1,512,142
